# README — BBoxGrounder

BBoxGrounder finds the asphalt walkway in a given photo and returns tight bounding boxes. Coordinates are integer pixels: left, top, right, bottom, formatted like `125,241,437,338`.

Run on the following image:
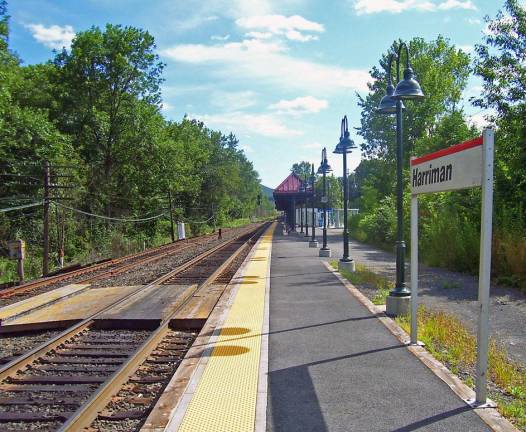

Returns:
267,223,491,432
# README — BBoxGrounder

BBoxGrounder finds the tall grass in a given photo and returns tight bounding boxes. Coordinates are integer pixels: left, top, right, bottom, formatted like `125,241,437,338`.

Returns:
397,307,526,429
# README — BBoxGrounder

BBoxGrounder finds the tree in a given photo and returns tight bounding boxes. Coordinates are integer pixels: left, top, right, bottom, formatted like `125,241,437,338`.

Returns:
473,0,526,206
357,36,472,162
291,161,313,181
52,24,165,217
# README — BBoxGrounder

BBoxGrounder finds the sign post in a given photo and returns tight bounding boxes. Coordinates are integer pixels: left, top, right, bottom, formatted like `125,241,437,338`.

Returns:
410,128,494,405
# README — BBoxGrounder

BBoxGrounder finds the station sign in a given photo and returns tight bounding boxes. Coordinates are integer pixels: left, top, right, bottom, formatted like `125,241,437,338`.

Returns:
410,136,483,194
8,239,26,260
409,129,495,406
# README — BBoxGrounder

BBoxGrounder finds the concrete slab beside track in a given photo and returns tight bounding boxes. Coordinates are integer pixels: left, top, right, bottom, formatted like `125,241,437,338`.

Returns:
0,283,90,326
2,285,143,332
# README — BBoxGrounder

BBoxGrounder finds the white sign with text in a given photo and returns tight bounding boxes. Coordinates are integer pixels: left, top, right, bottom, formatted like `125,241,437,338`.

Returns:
410,136,483,194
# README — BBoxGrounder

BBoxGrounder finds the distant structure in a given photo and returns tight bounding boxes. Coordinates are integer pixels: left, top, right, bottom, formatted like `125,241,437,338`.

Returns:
273,172,309,229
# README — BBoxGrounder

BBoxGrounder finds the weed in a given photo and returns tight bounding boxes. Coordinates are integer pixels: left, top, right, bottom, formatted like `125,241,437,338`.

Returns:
331,261,393,305
442,280,461,289
396,307,526,430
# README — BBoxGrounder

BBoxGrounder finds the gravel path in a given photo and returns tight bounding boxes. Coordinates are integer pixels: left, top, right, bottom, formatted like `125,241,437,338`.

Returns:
321,229,526,365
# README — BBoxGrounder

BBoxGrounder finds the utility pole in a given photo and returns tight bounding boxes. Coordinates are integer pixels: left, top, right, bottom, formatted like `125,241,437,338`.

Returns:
168,189,175,242
42,161,50,276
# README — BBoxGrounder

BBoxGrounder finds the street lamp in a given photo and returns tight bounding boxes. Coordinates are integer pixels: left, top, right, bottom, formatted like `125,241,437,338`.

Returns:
303,172,309,238
333,116,357,272
378,42,424,316
317,148,332,257
299,181,305,234
309,163,318,248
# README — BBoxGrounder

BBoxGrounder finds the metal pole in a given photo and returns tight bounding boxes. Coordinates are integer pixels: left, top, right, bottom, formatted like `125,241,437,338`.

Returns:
292,197,296,230
322,170,328,249
43,160,50,276
342,151,349,261
305,180,309,237
300,200,304,233
393,99,409,295
476,128,494,404
168,190,175,242
311,165,316,241
410,194,418,344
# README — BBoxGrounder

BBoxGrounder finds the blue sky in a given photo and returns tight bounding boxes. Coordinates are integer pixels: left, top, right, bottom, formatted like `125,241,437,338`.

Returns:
8,0,501,187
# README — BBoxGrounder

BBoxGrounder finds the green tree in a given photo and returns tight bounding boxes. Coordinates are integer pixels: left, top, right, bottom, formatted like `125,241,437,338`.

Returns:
473,0,526,206
291,161,313,181
52,24,165,217
357,36,472,162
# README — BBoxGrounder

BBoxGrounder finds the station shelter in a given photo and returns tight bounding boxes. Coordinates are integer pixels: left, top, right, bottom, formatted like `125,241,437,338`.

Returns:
273,172,312,229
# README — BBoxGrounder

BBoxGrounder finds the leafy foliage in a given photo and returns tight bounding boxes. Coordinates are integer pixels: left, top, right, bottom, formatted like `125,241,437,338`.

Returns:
0,8,267,280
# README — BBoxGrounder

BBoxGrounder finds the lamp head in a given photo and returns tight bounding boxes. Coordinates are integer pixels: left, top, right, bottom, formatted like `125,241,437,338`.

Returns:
333,116,356,154
378,82,405,114
393,66,424,100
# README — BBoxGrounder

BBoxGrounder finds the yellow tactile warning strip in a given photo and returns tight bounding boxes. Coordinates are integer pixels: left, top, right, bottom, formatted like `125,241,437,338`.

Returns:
177,223,275,432
0,284,89,324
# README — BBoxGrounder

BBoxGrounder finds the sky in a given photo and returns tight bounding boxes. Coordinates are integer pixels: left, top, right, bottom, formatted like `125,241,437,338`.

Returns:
7,0,502,188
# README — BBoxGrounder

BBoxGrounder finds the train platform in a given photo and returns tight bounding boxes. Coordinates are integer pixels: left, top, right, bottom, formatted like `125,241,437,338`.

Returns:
157,222,514,432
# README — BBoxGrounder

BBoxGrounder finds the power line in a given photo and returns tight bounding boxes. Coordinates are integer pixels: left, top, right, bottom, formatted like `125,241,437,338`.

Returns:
52,201,167,223
0,201,44,213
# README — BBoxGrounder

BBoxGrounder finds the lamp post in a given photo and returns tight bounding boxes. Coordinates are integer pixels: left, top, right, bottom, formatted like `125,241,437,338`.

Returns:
377,42,424,316
333,116,357,272
309,163,318,248
299,182,305,234
303,173,309,238
317,148,332,257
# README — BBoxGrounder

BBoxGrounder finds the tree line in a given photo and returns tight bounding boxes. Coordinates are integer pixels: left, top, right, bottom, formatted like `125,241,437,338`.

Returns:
0,1,270,282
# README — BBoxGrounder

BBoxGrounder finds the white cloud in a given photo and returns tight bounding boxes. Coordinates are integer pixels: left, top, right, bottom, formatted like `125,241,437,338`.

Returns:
466,17,481,25
210,90,257,111
246,31,274,39
269,96,328,115
236,14,324,42
240,144,254,153
437,0,476,10
161,39,370,93
161,102,175,112
25,23,75,49
467,112,490,129
353,0,476,15
190,111,303,137
211,34,230,41
458,44,474,53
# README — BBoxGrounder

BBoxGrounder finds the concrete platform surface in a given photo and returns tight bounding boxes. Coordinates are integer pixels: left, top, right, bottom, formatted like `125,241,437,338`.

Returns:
6,285,143,327
0,284,89,325
267,224,491,432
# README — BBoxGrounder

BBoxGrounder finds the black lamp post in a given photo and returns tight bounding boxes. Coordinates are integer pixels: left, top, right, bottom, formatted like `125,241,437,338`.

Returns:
303,173,309,238
309,163,318,247
333,116,357,272
299,181,305,234
378,42,424,313
317,148,332,257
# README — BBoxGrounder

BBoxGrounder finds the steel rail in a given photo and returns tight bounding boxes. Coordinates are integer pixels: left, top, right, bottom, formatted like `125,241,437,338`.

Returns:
0,226,239,299
0,224,263,381
58,223,267,431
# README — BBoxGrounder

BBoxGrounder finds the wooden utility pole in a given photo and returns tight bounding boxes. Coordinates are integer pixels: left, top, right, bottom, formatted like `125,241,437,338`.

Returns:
168,189,175,242
43,160,50,276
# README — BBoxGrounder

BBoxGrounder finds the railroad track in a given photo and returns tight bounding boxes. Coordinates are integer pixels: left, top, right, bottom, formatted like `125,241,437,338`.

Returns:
0,225,246,305
0,223,268,431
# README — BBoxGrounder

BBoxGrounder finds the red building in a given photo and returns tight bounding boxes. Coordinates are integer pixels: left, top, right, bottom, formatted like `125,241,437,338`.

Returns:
273,172,311,229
